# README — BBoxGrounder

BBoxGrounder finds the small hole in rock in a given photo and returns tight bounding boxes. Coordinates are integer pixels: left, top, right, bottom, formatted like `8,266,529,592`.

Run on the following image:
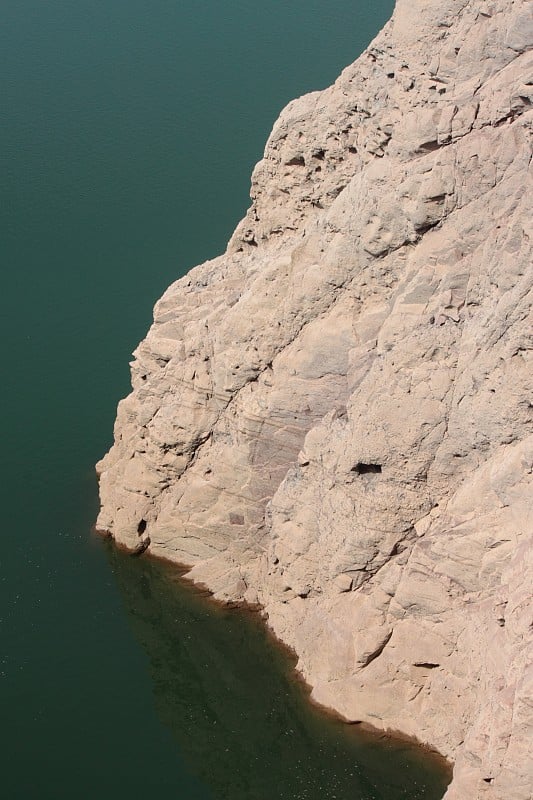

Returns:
137,519,147,535
286,155,305,167
353,463,382,475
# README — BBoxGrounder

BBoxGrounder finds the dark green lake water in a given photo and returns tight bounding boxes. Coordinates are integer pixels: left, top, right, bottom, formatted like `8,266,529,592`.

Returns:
1,1,451,797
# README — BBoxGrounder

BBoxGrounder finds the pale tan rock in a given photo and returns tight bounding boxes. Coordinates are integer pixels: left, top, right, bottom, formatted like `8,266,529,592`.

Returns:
97,1,533,798
333,573,353,593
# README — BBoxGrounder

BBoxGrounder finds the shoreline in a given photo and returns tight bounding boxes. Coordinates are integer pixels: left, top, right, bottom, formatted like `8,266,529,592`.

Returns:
94,3,532,796
93,522,453,786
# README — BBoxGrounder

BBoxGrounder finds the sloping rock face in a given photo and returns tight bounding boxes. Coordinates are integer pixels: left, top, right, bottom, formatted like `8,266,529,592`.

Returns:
97,1,533,797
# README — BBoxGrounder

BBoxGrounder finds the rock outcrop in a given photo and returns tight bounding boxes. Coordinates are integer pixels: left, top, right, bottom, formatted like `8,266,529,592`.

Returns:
97,1,533,798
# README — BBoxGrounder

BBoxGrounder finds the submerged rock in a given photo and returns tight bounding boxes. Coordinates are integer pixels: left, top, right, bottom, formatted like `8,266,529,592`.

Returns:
97,1,533,798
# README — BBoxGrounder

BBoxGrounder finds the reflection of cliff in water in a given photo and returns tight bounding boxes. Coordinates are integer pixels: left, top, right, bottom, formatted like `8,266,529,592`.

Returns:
106,545,450,800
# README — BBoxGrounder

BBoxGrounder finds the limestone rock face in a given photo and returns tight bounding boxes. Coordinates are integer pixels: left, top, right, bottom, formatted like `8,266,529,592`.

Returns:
97,1,533,797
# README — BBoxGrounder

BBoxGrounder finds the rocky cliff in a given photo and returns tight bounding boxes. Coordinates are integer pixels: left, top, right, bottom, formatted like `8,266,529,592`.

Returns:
96,1,533,797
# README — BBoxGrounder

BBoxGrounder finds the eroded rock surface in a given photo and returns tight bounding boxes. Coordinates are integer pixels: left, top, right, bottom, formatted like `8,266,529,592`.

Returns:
97,1,533,797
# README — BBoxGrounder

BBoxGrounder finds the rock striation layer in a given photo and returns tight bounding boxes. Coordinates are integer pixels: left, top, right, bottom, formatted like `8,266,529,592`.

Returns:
97,1,533,798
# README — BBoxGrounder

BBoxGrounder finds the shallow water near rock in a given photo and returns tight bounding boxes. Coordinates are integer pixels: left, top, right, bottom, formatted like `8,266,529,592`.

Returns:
2,0,450,797
106,546,451,800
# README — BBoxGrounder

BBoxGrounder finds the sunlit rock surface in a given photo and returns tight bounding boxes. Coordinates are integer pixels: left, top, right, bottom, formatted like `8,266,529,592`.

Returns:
97,1,533,797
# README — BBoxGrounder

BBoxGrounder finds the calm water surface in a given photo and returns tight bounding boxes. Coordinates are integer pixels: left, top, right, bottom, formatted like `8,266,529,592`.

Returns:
1,1,450,797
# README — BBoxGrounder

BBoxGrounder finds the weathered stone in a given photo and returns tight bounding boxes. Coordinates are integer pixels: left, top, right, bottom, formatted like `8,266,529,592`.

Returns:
333,573,353,593
97,2,533,798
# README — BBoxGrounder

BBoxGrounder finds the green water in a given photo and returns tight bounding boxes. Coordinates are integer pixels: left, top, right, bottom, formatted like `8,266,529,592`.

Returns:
1,1,450,798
